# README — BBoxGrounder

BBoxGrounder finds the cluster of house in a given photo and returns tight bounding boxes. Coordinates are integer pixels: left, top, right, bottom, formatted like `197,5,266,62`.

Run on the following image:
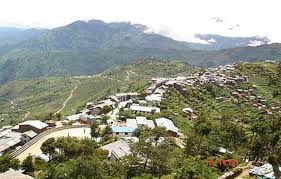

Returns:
0,120,53,156
111,117,179,137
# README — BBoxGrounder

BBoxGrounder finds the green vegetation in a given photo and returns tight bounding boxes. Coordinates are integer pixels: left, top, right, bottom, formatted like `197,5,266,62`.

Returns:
0,77,76,126
0,154,20,172
236,62,281,104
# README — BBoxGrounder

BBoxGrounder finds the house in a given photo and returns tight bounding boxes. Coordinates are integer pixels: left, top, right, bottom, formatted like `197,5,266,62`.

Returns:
86,102,94,109
182,108,193,117
20,130,37,144
0,130,21,156
155,118,179,137
12,120,48,134
111,127,136,137
79,114,102,124
145,94,162,104
115,93,139,102
136,116,155,129
126,119,138,128
0,169,35,179
130,104,160,114
101,140,131,160
90,99,116,115
125,117,155,130
65,114,81,122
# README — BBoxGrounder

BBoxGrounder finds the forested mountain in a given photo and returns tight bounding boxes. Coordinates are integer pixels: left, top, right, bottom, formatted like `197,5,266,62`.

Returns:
0,20,280,83
0,27,46,55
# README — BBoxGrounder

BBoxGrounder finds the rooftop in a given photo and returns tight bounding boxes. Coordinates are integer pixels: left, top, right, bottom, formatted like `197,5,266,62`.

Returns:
126,119,138,128
130,104,160,113
155,118,179,133
19,120,48,129
0,169,34,179
101,140,131,159
112,127,136,133
22,130,37,138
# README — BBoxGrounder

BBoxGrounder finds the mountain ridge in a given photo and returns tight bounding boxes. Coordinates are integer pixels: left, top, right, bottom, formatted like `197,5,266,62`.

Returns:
0,19,280,83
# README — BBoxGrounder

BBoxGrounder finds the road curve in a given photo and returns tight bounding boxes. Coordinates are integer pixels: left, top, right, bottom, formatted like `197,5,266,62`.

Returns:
14,126,90,162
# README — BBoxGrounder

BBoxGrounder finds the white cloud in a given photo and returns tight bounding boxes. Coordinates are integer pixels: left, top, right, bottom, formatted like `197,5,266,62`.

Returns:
0,0,280,42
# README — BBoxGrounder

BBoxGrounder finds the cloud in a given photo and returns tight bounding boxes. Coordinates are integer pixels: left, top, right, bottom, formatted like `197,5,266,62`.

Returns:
210,17,223,23
0,0,280,42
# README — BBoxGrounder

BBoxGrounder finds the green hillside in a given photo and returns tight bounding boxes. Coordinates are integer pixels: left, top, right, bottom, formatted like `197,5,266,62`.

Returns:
0,60,194,126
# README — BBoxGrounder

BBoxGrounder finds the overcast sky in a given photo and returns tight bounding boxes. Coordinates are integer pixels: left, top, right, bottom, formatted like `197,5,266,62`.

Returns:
0,0,280,43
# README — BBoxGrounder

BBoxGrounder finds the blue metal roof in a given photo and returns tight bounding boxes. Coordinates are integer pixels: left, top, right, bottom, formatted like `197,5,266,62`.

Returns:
112,127,136,133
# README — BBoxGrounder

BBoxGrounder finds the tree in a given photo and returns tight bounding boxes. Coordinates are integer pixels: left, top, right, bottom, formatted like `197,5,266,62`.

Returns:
55,113,62,120
127,127,175,178
41,137,56,159
175,157,218,179
103,105,112,114
0,154,20,172
21,155,34,174
90,121,100,139
101,115,109,124
101,126,112,137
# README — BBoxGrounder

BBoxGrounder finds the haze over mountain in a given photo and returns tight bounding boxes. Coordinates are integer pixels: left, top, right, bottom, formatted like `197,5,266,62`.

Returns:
0,27,46,54
190,34,270,50
0,19,280,83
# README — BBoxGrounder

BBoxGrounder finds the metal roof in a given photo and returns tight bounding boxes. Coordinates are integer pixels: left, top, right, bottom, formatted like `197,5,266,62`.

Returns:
22,130,37,138
130,104,160,113
112,127,136,133
155,118,179,133
126,119,138,128
101,140,131,159
19,120,48,129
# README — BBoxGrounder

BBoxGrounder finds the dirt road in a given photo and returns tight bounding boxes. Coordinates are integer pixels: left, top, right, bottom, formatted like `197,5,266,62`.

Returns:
55,84,78,114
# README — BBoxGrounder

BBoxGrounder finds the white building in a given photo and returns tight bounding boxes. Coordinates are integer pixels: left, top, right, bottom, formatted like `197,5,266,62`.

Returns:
155,118,179,137
130,104,160,114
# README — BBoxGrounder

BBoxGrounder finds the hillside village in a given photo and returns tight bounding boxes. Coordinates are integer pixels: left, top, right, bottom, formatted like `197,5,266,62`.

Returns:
0,61,280,178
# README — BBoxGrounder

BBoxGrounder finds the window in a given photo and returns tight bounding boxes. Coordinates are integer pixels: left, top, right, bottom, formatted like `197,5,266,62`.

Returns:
125,132,128,135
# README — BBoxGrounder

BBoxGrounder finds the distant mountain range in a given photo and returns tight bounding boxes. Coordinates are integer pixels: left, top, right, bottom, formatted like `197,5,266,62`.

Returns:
190,34,270,50
0,19,280,83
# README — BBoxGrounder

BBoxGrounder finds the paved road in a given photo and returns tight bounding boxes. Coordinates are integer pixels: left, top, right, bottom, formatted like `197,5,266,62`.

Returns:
16,127,91,162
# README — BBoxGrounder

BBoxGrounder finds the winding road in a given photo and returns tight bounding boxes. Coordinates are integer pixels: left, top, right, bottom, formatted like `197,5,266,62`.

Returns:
55,84,79,114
